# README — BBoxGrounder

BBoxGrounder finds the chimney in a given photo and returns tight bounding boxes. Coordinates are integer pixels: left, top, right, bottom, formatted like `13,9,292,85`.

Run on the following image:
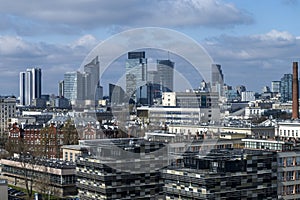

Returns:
292,62,299,119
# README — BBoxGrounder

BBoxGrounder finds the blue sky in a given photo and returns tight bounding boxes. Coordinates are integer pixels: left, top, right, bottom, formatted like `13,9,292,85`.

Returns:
0,0,299,96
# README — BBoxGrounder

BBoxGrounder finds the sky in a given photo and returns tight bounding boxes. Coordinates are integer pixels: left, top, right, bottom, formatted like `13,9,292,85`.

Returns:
0,0,300,96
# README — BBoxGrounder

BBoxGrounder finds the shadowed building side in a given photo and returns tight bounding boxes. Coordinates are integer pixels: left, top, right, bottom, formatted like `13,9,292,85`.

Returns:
292,62,299,119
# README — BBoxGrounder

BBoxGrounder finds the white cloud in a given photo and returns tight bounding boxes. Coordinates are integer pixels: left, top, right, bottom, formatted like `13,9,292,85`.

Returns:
0,36,44,56
203,30,300,91
252,30,295,43
70,34,98,49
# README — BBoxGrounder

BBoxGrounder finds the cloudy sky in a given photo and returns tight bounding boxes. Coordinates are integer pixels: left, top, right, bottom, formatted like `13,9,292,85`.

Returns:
0,0,299,96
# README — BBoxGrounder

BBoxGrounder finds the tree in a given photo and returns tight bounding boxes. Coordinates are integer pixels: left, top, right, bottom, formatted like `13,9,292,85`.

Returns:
62,120,79,145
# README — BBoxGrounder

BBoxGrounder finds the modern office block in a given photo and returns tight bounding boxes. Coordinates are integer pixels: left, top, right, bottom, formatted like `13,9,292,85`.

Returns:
281,74,293,102
63,71,84,102
126,51,147,98
157,60,174,92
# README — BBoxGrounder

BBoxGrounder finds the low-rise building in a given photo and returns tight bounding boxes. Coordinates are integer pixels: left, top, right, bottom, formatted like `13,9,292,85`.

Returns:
61,145,89,162
1,156,77,198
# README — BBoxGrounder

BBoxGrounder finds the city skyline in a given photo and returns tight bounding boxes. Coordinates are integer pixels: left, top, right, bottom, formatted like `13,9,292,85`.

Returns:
0,0,299,96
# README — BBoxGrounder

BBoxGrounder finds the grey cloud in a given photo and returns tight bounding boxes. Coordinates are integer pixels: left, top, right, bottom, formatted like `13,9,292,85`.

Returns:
0,0,253,36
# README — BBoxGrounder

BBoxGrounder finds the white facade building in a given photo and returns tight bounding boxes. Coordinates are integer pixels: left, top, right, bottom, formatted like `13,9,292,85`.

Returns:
241,91,255,102
275,120,300,139
0,97,16,134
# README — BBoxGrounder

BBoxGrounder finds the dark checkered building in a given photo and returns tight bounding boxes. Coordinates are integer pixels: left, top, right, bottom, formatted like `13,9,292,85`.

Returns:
163,149,277,200
76,139,168,199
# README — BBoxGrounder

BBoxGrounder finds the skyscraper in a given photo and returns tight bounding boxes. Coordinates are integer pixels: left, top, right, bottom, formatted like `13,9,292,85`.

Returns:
280,74,293,102
271,81,281,93
126,51,147,98
63,71,84,102
157,60,174,92
63,57,101,104
211,64,224,96
58,80,64,97
84,56,100,100
19,68,42,106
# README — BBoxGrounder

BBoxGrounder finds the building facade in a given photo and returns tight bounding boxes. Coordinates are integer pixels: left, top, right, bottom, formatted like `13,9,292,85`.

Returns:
0,96,16,135
1,156,77,197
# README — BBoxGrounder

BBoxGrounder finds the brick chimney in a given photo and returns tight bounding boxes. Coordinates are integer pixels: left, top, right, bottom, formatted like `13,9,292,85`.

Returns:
292,62,299,119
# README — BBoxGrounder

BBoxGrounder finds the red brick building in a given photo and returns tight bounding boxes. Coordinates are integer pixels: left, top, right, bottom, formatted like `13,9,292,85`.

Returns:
8,123,64,159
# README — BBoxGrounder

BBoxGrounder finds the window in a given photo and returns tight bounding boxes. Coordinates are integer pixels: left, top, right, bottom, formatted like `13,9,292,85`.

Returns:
287,157,293,166
65,152,68,160
296,157,300,166
70,152,73,161
286,171,294,180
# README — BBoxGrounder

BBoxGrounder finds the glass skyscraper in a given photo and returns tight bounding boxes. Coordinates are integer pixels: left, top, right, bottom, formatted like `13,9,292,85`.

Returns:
157,60,174,92
125,51,147,98
280,74,293,102
63,71,84,102
19,67,42,106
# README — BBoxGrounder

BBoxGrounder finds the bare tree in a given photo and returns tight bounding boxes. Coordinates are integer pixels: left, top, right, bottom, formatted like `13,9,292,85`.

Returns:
62,120,79,145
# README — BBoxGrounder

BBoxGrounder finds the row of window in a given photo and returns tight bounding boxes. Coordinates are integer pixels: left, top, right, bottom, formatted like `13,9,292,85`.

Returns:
279,129,299,137
278,157,300,167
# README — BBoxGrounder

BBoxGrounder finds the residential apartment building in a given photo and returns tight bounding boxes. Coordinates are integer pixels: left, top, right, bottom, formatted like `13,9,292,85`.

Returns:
163,149,277,200
0,96,16,135
76,139,167,199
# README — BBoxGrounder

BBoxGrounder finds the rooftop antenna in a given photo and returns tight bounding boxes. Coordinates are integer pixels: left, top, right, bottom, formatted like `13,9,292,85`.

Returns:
168,51,170,60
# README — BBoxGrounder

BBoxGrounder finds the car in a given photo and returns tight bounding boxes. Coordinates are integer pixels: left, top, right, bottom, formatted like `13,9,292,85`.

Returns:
9,189,19,195
14,191,25,196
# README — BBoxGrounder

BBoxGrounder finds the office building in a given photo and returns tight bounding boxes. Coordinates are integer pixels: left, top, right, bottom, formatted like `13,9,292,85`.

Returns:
281,74,293,102
19,68,42,106
0,96,16,135
63,71,84,102
163,149,277,200
157,60,174,92
241,91,255,102
58,80,64,97
137,106,220,125
126,51,147,98
83,56,100,100
162,91,219,108
109,83,125,105
211,64,224,96
271,81,281,93
1,156,77,197
63,57,101,104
